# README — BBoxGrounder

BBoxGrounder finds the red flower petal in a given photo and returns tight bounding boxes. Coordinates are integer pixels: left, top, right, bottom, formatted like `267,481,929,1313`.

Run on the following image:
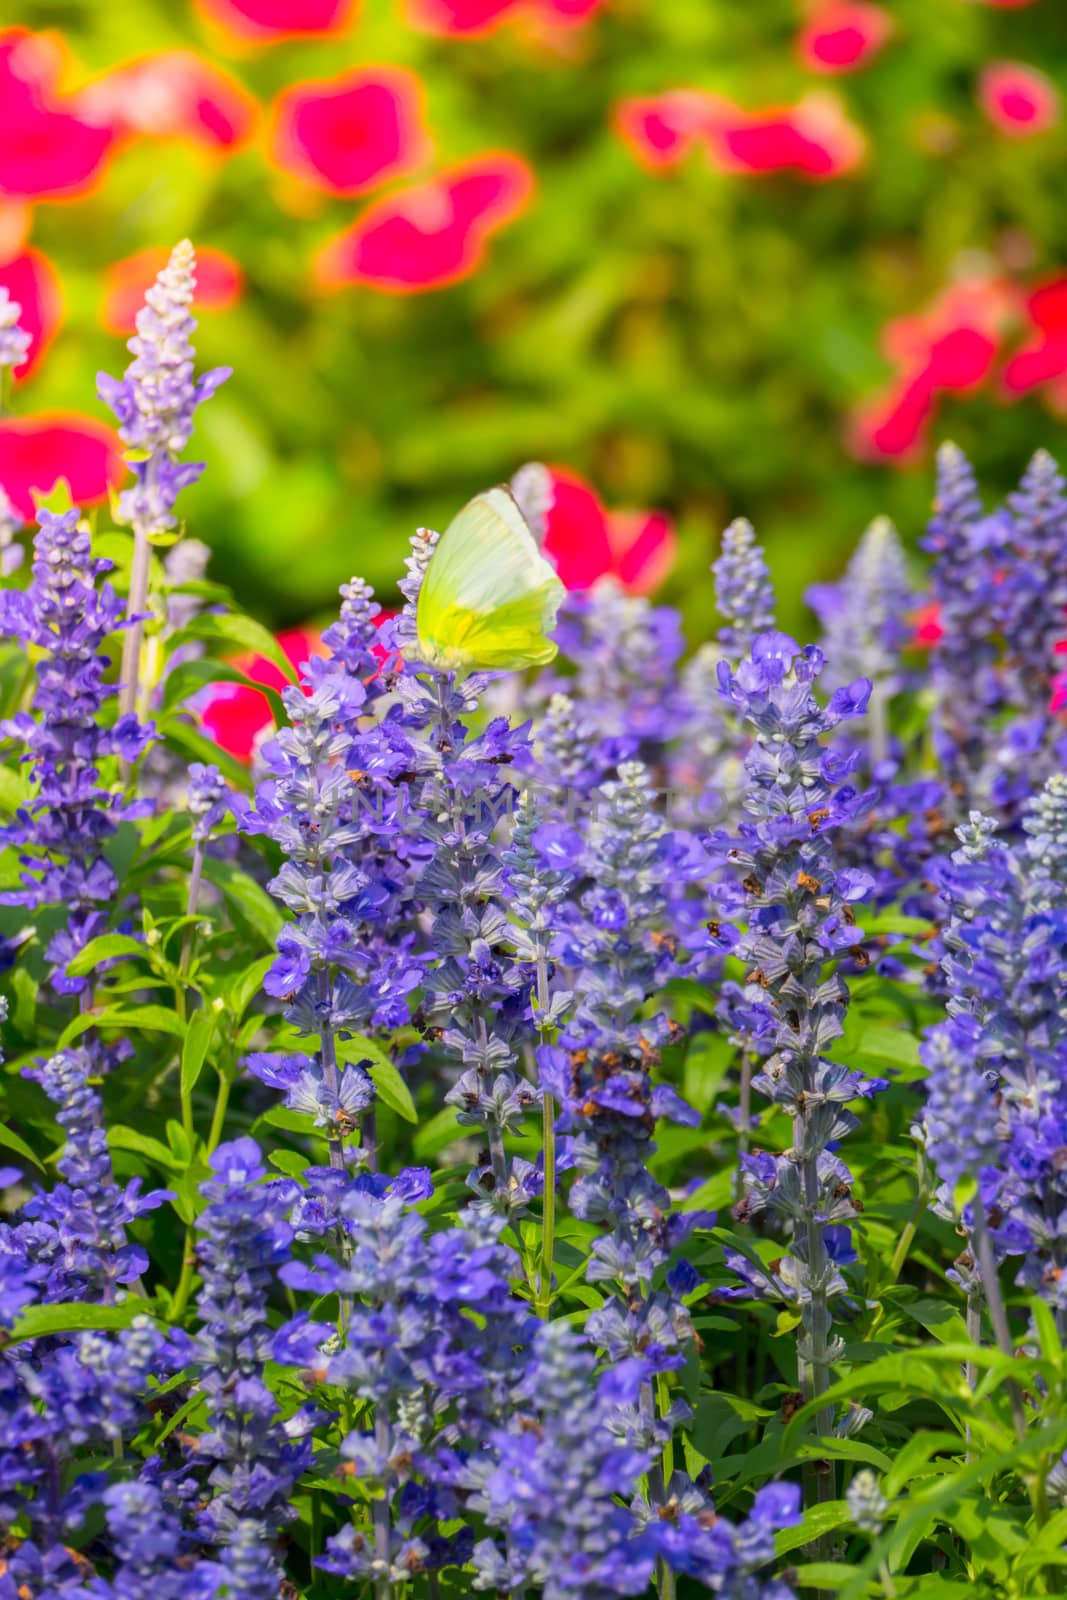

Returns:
272,69,430,197
406,0,516,32
849,375,935,462
541,468,676,593
705,92,865,179
542,469,613,589
101,247,243,337
798,3,892,74
979,61,1059,137
405,0,603,35
77,52,258,151
1004,275,1067,395
0,414,123,520
607,510,677,594
911,601,944,649
195,0,356,44
924,325,997,391
315,152,534,293
613,90,717,171
200,627,325,762
0,31,113,200
0,248,61,382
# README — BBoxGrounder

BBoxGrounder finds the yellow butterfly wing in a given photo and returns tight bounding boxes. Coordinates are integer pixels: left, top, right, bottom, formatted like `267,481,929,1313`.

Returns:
416,487,565,673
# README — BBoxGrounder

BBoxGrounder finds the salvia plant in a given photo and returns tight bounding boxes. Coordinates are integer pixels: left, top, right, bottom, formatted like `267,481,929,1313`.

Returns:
4,242,1067,1600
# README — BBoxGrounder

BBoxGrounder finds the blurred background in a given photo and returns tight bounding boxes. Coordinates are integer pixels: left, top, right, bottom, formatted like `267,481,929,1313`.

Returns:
3,0,1067,640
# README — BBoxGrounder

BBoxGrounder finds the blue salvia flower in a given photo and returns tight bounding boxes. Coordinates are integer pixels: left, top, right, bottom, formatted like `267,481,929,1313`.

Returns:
0,510,152,992
284,1184,532,1590
242,668,400,1165
807,515,913,696
0,1310,186,1560
551,584,687,777
920,1013,1000,1191
98,239,230,718
14,1049,169,1300
193,1139,310,1581
1002,449,1067,714
97,239,230,538
714,632,875,1440
713,517,776,663
0,284,31,373
929,775,1067,1322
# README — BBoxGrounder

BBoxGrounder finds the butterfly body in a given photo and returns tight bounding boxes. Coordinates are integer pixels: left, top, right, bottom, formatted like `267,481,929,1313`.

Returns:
416,486,565,674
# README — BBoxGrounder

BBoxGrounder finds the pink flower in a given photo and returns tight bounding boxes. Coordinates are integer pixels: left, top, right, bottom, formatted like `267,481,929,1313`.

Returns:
616,88,865,181
200,628,325,762
707,91,866,178
911,602,944,649
978,62,1059,138
194,0,357,45
542,467,676,593
405,0,603,37
1003,277,1067,402
0,248,61,382
797,3,892,74
315,152,534,293
851,277,1015,460
0,30,113,201
102,247,243,337
0,414,123,519
272,69,430,196
613,90,716,171
76,52,257,150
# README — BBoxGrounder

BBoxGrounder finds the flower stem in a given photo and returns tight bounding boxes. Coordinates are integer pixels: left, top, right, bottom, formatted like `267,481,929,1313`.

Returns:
535,949,554,1320
971,1191,1027,1441
120,521,151,720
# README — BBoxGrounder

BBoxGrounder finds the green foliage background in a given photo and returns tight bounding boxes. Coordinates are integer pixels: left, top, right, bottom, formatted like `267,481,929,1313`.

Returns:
15,0,1067,636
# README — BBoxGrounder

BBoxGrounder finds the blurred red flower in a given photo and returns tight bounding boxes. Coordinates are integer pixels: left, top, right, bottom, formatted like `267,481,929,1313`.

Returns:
978,62,1059,138
195,0,357,45
542,467,676,593
616,89,864,181
315,153,534,294
613,91,716,171
76,52,257,150
200,628,325,762
0,30,113,201
0,248,61,382
797,3,892,74
406,0,602,37
272,69,430,197
1003,276,1067,402
102,247,243,337
851,277,1015,460
0,415,123,520
706,92,866,178
911,602,944,648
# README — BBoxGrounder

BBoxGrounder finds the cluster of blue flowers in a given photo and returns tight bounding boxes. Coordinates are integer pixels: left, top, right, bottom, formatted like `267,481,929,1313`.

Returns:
4,242,1067,1597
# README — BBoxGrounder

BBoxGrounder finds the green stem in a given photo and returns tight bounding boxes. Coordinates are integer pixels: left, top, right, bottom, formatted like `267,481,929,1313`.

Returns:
120,520,151,720
971,1191,1027,1441
206,1070,231,1155
168,1227,198,1322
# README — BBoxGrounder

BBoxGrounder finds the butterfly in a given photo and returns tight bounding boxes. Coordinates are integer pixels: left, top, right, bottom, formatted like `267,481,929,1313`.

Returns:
415,485,565,675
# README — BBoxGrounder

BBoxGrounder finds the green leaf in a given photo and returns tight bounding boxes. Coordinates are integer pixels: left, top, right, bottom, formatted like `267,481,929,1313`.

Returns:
200,855,284,945
0,1120,44,1170
9,1300,151,1343
58,1004,186,1049
776,1500,852,1558
66,933,147,977
223,956,275,1020
269,1149,312,1178
367,1059,417,1123
161,656,286,728
171,613,298,684
181,1007,218,1101
855,1025,922,1073
108,1125,180,1169
413,1106,464,1159
156,714,252,791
